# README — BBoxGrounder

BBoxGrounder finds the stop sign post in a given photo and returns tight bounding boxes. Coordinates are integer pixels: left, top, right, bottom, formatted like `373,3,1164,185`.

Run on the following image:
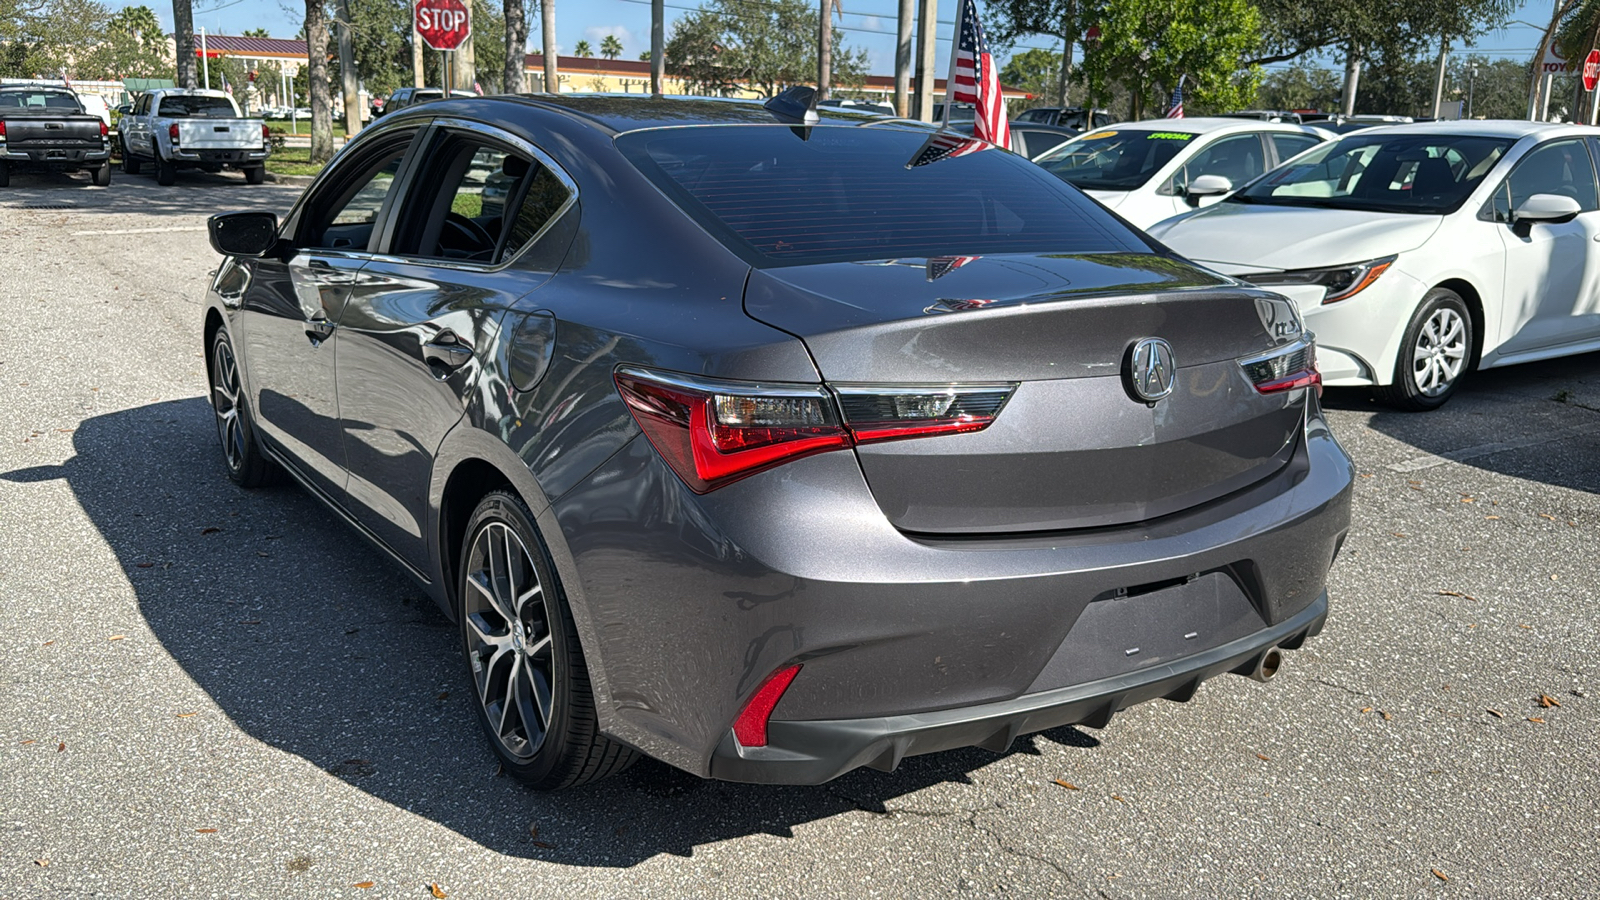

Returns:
415,0,471,93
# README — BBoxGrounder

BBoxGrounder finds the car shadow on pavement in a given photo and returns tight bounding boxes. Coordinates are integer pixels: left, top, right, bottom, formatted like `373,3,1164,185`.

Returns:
1321,351,1600,495
1,397,1102,867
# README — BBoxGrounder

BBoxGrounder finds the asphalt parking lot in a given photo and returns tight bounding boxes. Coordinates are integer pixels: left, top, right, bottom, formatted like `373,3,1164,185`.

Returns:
1,168,1597,899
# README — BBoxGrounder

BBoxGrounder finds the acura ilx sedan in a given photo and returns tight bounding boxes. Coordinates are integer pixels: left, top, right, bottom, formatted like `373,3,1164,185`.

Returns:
1148,121,1600,409
202,95,1353,788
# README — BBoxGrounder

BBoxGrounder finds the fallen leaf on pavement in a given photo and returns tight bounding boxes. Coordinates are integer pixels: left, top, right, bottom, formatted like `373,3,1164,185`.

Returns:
430,883,448,899
108,635,125,641
1359,473,1374,478
1485,515,1500,520
1391,531,1407,537
353,882,374,890
1486,708,1504,718
1538,513,1556,521
1437,590,1477,600
1539,695,1562,708
1519,624,1533,629
528,824,539,839
34,859,47,867
1111,794,1127,803
1528,717,1545,724
200,527,221,535
196,828,217,834
176,712,198,718
57,742,65,752
42,640,53,646
135,563,153,568
1432,868,1449,882
20,739,35,745
1360,707,1373,713
1052,779,1080,790
1380,710,1393,721
532,840,553,849
1460,496,1475,502
436,691,449,700
1255,753,1270,761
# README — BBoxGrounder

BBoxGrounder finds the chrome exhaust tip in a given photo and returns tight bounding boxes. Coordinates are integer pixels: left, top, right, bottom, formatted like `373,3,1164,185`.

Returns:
1248,646,1284,683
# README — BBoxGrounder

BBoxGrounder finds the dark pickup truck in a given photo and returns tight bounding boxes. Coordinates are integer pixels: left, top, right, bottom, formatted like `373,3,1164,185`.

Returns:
0,85,112,187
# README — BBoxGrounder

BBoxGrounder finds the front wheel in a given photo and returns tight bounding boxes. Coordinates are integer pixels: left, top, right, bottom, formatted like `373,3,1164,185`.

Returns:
458,491,637,789
209,328,277,487
156,156,176,186
1376,288,1473,411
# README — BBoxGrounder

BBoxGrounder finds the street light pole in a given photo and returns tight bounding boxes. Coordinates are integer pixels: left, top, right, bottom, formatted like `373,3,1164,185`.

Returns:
1468,65,1477,119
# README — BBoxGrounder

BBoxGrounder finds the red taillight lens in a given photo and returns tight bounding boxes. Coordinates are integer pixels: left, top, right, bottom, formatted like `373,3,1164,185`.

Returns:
615,368,1014,493
262,123,271,141
0,121,8,139
1241,340,1321,394
99,120,108,137
733,664,801,748
169,123,180,142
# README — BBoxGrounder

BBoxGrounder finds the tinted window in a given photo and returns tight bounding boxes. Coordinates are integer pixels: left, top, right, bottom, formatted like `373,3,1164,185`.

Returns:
1235,133,1511,215
1271,133,1321,162
1036,129,1196,191
158,95,238,118
301,135,415,251
0,89,83,112
1489,139,1600,221
619,125,1145,266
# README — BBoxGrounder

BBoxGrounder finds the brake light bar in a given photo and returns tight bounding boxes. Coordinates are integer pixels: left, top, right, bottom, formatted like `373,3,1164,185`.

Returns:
615,367,1014,493
1240,338,1320,394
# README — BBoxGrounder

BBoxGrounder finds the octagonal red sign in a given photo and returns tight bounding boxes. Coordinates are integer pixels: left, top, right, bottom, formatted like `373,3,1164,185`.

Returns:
1585,49,1600,92
415,0,471,52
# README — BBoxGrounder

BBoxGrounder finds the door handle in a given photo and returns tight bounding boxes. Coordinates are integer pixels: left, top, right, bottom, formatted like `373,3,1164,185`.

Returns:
422,330,474,374
304,312,335,344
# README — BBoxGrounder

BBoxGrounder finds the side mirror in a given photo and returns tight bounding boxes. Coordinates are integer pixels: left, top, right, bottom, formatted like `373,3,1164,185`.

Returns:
1512,193,1582,225
1184,174,1233,207
115,104,131,116
209,211,280,258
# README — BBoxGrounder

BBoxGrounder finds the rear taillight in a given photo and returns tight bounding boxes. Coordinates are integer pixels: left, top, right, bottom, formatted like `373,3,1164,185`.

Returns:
169,123,180,143
0,120,7,139
1241,338,1320,394
615,367,1014,493
262,123,271,142
733,665,801,748
99,120,108,137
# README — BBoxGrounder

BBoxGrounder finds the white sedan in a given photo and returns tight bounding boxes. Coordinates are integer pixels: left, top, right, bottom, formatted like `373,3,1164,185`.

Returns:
1147,121,1600,410
1032,117,1328,229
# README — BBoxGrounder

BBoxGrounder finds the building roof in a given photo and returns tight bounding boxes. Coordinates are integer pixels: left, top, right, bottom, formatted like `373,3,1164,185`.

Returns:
178,34,308,58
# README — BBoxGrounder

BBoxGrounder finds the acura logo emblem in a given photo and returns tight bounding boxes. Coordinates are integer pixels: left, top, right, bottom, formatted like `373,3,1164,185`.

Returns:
1125,338,1176,403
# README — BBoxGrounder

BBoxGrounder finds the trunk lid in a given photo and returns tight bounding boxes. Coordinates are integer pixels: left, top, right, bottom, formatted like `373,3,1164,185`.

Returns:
745,252,1310,534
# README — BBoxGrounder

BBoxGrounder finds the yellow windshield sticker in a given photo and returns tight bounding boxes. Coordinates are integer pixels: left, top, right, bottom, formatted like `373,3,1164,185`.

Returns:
1145,132,1195,140
1085,131,1117,140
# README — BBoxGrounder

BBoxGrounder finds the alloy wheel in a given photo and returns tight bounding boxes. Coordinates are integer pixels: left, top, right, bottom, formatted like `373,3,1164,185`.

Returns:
1409,306,1467,398
462,520,555,760
211,338,244,472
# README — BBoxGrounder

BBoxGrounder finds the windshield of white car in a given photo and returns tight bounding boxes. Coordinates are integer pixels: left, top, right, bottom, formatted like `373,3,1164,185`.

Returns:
157,95,239,118
1034,129,1197,191
0,89,84,114
1231,133,1512,215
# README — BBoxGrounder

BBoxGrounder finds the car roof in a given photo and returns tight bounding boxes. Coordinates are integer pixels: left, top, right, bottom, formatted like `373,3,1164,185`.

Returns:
450,94,932,135
1347,119,1598,140
1090,116,1318,136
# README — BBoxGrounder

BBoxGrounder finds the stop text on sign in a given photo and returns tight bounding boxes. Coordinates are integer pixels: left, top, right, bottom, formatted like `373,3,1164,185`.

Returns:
415,0,471,52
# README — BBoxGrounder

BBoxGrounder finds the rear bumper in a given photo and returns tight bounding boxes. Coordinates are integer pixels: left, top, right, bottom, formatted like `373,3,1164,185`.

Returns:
0,146,109,165
171,148,269,164
710,592,1327,784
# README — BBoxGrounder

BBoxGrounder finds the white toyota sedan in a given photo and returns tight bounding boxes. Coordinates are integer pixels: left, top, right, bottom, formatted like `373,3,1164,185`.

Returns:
1148,121,1600,409
1033,117,1328,229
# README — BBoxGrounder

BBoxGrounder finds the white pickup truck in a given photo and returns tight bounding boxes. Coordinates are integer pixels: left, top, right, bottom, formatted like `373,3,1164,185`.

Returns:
117,88,270,185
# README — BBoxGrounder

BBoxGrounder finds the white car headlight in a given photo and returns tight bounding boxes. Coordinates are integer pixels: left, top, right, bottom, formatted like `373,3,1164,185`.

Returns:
1245,255,1396,305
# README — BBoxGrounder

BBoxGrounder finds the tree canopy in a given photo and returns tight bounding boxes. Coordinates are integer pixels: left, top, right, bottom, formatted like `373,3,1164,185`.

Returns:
1077,0,1265,118
665,0,868,98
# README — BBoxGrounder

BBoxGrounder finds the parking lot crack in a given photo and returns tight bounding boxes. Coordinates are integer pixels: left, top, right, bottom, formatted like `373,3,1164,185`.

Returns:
1313,676,1369,699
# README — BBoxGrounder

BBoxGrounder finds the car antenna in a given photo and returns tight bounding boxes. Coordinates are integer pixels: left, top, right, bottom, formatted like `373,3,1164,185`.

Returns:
764,85,819,140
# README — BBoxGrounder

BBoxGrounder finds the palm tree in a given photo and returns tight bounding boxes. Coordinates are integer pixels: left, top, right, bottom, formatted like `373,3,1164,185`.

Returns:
504,0,528,93
541,0,557,93
172,0,196,88
574,40,593,58
600,34,623,60
304,0,334,163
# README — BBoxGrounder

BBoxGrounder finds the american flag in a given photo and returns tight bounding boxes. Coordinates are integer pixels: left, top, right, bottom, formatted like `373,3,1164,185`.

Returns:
905,129,991,169
1165,81,1184,119
945,0,1009,148
926,255,980,281
221,72,233,96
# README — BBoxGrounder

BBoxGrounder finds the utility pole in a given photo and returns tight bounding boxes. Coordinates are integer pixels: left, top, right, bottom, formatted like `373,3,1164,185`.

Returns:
651,0,664,97
894,0,912,116
412,16,425,88
454,4,475,93
335,0,360,134
1057,1,1077,106
818,0,832,100
914,0,936,121
1430,38,1448,118
1468,64,1478,119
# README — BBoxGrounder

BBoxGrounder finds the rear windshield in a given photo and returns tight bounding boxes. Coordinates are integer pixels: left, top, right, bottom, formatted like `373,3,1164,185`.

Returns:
1035,129,1197,191
0,90,83,114
617,125,1147,266
158,95,239,118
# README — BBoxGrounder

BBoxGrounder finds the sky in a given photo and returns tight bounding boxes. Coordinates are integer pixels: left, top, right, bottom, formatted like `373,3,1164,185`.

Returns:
113,0,1562,76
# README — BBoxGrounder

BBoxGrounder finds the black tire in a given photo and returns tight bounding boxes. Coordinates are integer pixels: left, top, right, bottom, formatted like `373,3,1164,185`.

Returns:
0,161,9,188
458,491,637,789
209,328,278,487
92,161,112,187
121,139,141,174
244,165,266,185
1375,287,1473,411
156,156,176,186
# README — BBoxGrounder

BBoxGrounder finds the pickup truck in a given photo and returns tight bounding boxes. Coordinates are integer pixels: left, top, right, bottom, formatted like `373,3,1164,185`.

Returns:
0,84,112,187
118,88,270,185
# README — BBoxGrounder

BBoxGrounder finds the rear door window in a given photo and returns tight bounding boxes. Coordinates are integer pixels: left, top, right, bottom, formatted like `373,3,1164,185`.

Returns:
1270,133,1322,164
1489,138,1600,221
620,125,1145,266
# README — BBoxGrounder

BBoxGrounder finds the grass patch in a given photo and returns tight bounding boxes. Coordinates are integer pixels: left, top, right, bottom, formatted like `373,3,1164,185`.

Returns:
264,118,351,140
265,144,330,177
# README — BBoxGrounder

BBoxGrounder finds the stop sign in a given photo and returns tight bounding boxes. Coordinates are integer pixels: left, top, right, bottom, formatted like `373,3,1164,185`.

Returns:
415,0,471,52
1584,49,1600,92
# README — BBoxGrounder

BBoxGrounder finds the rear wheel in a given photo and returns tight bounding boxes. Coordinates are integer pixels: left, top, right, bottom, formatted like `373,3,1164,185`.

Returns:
156,156,176,186
458,491,637,789
209,328,277,487
1376,288,1472,411
244,165,266,185
91,161,112,186
121,139,141,174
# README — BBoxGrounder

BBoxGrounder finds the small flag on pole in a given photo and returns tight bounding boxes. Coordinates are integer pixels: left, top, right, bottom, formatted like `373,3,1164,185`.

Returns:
473,80,484,96
221,71,233,96
945,0,1009,148
1165,80,1185,119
